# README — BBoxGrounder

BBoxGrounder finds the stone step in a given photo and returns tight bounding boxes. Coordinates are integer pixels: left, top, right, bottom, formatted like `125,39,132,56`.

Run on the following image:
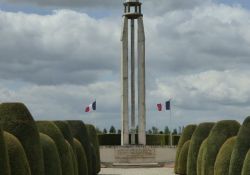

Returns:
112,162,161,167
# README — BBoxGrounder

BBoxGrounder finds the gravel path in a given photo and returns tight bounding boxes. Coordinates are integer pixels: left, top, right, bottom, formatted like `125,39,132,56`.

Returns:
99,168,175,175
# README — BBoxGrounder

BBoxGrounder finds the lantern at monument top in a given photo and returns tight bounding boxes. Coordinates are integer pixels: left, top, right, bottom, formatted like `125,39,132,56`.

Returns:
123,0,142,19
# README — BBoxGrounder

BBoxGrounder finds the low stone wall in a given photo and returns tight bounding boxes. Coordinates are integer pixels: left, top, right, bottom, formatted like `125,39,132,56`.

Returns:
100,145,176,165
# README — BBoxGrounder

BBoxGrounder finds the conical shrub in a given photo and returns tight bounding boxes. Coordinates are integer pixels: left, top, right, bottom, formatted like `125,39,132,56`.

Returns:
214,136,237,175
177,140,190,175
74,138,88,175
54,121,78,175
36,121,74,175
197,138,207,175
65,140,78,175
203,120,240,175
0,103,44,175
175,124,197,174
229,116,250,175
89,143,97,175
0,124,10,175
4,132,31,175
54,121,75,151
187,122,214,175
67,120,93,175
242,149,250,175
86,124,100,174
40,133,62,175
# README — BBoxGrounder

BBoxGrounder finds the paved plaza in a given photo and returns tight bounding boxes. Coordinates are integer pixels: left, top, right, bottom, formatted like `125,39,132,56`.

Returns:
99,168,175,175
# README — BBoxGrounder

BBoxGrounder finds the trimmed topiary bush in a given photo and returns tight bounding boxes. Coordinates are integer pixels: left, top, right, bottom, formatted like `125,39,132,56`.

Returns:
229,116,250,175
214,136,236,175
89,143,97,175
242,149,250,175
175,124,197,174
74,138,88,175
67,120,93,175
0,103,44,175
40,133,62,175
146,134,166,145
203,120,240,175
177,140,190,174
187,122,214,175
54,121,75,151
86,124,100,174
36,121,74,175
197,138,207,175
4,132,31,175
65,140,78,175
54,121,78,175
0,125,10,175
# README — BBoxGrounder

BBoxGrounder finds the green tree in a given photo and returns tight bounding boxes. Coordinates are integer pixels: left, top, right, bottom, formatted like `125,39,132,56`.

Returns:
109,126,116,134
173,128,178,134
103,128,107,134
95,127,102,134
152,126,158,134
136,125,139,134
164,126,170,134
117,130,121,134
147,129,152,134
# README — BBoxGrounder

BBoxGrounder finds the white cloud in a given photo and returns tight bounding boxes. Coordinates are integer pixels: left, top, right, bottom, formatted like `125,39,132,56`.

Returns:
0,2,250,129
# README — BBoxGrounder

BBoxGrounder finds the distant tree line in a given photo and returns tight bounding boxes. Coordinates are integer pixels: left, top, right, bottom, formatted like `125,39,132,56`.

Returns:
96,125,184,135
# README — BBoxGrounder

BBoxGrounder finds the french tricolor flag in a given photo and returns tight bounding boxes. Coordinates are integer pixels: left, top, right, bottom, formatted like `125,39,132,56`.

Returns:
85,101,96,112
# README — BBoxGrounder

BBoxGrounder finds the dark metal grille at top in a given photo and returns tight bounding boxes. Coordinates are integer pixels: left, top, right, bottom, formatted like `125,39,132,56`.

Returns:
123,1,143,19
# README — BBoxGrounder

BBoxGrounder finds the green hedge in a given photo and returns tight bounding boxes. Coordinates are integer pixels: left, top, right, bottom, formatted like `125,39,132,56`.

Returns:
0,125,10,175
187,122,215,175
54,121,78,175
98,134,180,146
146,134,166,145
54,121,75,151
40,133,62,175
177,140,190,174
4,132,31,175
175,124,197,174
172,135,181,146
86,124,101,174
36,121,74,175
203,120,240,175
0,103,44,175
74,138,88,175
197,138,208,175
214,136,237,175
89,143,97,175
67,121,93,175
242,149,250,175
65,140,78,175
98,134,121,145
229,116,250,175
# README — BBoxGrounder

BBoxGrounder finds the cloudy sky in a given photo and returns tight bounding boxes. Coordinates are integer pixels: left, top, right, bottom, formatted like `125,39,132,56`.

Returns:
0,0,250,131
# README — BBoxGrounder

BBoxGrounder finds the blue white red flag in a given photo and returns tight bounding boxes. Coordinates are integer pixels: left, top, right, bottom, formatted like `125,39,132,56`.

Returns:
85,101,96,112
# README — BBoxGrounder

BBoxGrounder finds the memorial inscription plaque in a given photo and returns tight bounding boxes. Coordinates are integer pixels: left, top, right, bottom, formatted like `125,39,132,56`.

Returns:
115,147,156,160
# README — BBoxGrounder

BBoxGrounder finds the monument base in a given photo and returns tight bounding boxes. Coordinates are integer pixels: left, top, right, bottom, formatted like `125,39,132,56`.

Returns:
100,145,176,167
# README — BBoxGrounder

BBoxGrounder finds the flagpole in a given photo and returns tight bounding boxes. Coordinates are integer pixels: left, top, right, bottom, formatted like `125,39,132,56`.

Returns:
169,99,172,147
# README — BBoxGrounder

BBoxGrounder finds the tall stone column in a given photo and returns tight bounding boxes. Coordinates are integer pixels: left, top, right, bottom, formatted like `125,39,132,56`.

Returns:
130,19,136,145
121,16,129,145
138,16,146,145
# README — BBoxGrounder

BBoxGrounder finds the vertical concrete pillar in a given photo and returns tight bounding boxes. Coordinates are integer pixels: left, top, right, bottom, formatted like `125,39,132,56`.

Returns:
131,19,136,145
121,16,129,145
137,16,146,145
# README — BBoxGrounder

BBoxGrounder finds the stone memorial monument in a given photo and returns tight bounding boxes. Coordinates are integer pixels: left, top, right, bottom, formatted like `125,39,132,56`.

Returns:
100,0,177,166
121,0,146,145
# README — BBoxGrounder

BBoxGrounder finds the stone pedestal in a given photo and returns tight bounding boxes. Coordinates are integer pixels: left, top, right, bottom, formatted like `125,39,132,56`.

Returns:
100,146,176,167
